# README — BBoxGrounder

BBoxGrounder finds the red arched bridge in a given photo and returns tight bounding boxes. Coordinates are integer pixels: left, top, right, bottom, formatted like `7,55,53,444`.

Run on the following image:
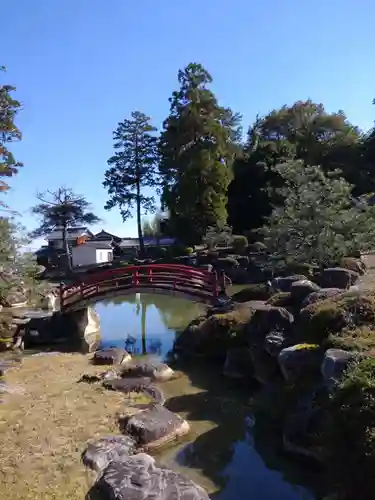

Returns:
59,264,226,312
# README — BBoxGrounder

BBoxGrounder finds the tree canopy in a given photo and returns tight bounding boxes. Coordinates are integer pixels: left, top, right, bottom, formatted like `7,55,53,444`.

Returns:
260,160,375,266
30,187,100,270
159,63,241,244
103,111,159,255
0,66,22,205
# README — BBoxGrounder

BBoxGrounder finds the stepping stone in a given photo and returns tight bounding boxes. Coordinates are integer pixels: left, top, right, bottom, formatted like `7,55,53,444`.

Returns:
92,452,210,499
119,404,190,450
103,377,166,405
120,358,174,381
92,348,131,365
82,435,136,473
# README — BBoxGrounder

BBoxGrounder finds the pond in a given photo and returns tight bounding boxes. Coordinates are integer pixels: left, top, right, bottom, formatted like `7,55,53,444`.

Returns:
94,291,321,500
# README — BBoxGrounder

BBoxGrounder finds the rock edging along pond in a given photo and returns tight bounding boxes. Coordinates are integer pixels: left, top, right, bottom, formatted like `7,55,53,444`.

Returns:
175,266,375,500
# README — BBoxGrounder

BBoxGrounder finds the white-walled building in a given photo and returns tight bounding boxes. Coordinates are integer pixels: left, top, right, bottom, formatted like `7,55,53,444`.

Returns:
47,227,94,249
71,241,113,268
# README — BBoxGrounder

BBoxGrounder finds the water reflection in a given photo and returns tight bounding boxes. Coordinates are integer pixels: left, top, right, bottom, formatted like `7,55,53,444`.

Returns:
95,292,206,355
94,293,319,500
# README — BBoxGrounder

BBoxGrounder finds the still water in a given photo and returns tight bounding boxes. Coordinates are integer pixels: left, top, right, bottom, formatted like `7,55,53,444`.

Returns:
95,292,320,500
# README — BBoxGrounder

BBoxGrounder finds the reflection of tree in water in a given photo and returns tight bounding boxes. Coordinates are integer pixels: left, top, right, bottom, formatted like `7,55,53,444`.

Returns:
101,293,205,355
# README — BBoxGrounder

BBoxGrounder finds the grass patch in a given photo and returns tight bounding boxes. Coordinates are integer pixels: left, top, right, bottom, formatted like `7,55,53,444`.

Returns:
0,353,128,499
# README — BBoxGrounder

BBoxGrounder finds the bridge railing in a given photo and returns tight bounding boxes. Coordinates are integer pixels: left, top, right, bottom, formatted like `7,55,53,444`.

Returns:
60,264,219,310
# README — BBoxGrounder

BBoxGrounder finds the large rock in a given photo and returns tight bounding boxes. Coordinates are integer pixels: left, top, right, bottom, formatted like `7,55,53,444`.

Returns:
120,358,174,382
82,436,136,473
39,292,59,312
290,280,320,302
103,377,166,405
321,267,359,289
119,405,190,450
278,344,323,383
321,348,357,391
248,305,294,342
223,348,254,379
91,453,210,499
93,348,131,365
302,288,342,308
264,331,291,358
272,275,307,293
21,306,101,352
283,390,323,462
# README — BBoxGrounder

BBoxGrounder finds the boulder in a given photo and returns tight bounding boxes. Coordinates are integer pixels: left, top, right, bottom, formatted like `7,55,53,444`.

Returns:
82,435,136,473
264,331,290,358
250,348,280,385
92,453,210,500
272,275,307,293
290,280,320,302
248,305,294,342
340,257,367,276
302,288,342,308
278,344,323,383
223,348,254,379
103,377,166,405
283,390,323,462
321,348,357,391
39,292,59,311
231,284,271,302
1,290,28,308
119,405,190,450
22,306,101,352
120,358,174,382
321,267,359,289
93,348,131,366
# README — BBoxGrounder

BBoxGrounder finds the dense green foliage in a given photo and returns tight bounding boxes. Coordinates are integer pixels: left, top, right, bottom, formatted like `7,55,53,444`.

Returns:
324,358,375,500
0,66,22,201
260,161,375,266
159,63,241,244
103,111,159,255
30,187,100,270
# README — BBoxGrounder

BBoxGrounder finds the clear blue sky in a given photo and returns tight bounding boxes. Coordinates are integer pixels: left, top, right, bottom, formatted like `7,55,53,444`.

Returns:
3,0,375,249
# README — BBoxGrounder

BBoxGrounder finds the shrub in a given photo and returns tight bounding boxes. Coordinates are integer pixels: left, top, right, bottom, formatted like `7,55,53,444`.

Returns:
247,241,267,253
231,283,271,302
232,235,248,254
340,257,366,275
323,358,375,500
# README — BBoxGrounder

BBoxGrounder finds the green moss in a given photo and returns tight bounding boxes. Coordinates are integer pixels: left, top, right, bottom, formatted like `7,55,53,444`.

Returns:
299,291,375,345
266,292,293,307
328,326,375,353
232,284,271,302
323,358,375,500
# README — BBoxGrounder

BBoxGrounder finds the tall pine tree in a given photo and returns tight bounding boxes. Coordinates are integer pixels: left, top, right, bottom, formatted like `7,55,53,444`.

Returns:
103,111,159,256
159,63,241,244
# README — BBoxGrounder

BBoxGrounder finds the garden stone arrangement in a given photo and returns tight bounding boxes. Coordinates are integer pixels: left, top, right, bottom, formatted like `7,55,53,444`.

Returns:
175,257,375,500
79,349,201,499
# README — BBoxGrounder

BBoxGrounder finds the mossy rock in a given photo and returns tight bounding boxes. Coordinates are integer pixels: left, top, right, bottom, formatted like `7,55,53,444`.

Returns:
175,304,254,359
327,326,375,353
340,257,366,276
232,284,271,302
267,292,294,308
322,358,375,500
299,291,375,345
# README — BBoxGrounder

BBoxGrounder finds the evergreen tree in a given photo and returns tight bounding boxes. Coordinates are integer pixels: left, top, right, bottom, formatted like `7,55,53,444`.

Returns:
261,160,375,266
0,66,22,205
103,111,159,256
30,187,100,271
159,63,241,244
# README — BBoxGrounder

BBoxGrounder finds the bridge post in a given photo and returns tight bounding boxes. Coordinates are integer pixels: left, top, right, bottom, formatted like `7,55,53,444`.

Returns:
133,268,139,286
59,281,64,311
148,267,153,283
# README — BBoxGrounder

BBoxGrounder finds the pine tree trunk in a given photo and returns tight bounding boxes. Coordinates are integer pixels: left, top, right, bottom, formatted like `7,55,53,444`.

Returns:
62,223,72,272
136,176,145,258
